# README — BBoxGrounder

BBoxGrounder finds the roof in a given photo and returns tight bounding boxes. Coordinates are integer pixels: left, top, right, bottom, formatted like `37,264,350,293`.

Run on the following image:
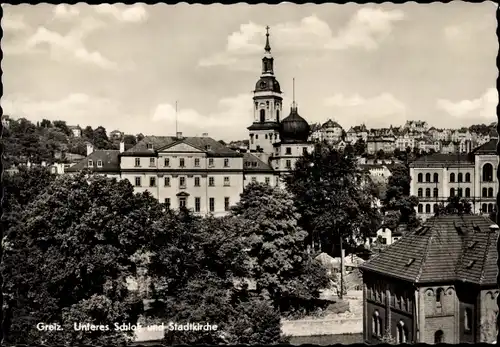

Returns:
247,122,280,131
68,125,81,130
65,150,120,172
123,136,242,157
359,215,499,286
322,119,342,129
472,139,497,155
243,153,274,172
409,153,474,167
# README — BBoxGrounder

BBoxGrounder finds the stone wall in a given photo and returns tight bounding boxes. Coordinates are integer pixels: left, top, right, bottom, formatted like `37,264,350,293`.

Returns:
281,317,362,336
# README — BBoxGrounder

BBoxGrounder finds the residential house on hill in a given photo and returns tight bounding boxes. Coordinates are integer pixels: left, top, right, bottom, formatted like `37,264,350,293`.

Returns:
68,125,82,137
359,214,499,344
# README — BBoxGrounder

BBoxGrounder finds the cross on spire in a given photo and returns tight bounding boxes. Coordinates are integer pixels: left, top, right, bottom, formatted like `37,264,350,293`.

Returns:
264,25,271,52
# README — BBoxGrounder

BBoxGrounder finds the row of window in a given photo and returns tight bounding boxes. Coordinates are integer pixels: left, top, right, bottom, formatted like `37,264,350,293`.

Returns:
165,196,230,212
418,187,496,199
417,203,496,214
368,288,411,312
134,176,271,188
88,159,103,168
371,312,408,343
134,157,231,168
416,164,496,184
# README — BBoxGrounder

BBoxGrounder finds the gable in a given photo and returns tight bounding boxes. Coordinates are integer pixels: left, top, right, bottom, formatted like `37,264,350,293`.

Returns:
159,142,204,153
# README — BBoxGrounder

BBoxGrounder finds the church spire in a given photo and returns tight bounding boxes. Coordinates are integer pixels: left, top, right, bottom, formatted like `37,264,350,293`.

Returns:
291,77,298,112
264,25,271,53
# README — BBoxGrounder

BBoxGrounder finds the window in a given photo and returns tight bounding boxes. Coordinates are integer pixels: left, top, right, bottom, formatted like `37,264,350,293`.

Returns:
206,145,211,151
458,173,463,183
450,173,455,182
433,188,439,198
209,177,215,186
260,109,265,122
372,310,382,337
164,158,170,167
458,188,463,197
265,134,268,139
465,173,471,182
265,177,270,185
418,173,423,183
179,176,186,188
426,173,431,182
164,177,170,187
426,204,431,214
433,203,438,214
426,188,431,197
436,288,444,306
134,177,141,187
483,163,494,182
397,321,408,343
434,173,439,182
195,197,201,212
483,187,488,197
194,177,200,187
450,188,455,197
286,160,292,169
482,203,488,213
434,330,444,344
464,308,472,332
465,188,470,197
135,158,141,167
88,159,94,167
488,203,494,213
256,135,259,139
418,204,423,213
149,177,156,187
208,158,214,167
303,147,308,155
147,143,153,149
488,188,494,197
286,147,292,155
209,198,215,212
149,158,155,167
223,177,230,186
224,159,229,167
224,197,230,211
179,158,185,167
277,109,280,122
418,188,423,197
179,197,186,208
194,158,200,167
164,198,170,208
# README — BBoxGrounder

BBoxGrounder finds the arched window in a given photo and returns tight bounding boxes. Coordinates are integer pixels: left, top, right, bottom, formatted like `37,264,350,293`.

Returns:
418,173,423,183
450,188,455,197
433,188,439,197
482,188,488,197
397,320,408,343
260,109,265,122
488,188,494,197
418,204,423,213
465,173,471,182
488,204,494,213
372,310,382,337
265,134,268,139
482,203,487,213
458,188,463,197
255,101,258,110
458,173,463,183
434,330,444,344
464,308,472,331
436,288,444,306
434,173,439,183
426,204,431,214
465,188,470,197
426,188,431,197
483,163,494,182
277,109,280,122
426,173,431,182
418,188,423,197
450,173,455,182
433,204,438,214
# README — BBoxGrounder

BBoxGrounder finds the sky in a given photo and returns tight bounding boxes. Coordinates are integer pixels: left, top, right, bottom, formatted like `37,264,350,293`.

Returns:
2,3,498,141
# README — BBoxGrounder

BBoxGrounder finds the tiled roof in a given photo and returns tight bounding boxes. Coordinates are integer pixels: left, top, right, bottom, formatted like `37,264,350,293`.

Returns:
472,139,497,155
243,153,274,172
322,119,342,129
65,150,120,172
247,122,280,131
359,215,498,286
409,153,474,167
123,136,242,157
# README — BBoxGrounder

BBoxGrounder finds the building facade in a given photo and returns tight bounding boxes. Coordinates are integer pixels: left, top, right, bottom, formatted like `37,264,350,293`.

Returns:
360,215,499,344
409,139,498,220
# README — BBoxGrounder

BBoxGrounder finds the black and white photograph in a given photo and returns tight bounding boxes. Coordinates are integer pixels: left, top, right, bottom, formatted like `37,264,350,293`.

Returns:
1,2,498,345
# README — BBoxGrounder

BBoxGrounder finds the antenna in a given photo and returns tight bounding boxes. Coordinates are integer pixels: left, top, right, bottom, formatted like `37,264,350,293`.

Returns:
292,77,296,108
175,101,178,135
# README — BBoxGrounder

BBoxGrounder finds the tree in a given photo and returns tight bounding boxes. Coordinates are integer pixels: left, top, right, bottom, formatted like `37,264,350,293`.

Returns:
82,126,94,139
354,139,366,156
285,142,382,256
218,139,227,146
2,173,162,345
231,183,329,311
53,120,71,136
136,133,145,142
92,126,111,149
435,196,472,216
123,134,137,146
376,149,385,160
40,119,52,128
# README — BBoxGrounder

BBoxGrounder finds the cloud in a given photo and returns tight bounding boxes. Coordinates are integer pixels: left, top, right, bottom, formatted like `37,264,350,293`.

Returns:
94,4,149,23
324,92,407,127
53,4,80,20
151,94,254,141
2,13,29,32
436,88,498,120
199,8,405,68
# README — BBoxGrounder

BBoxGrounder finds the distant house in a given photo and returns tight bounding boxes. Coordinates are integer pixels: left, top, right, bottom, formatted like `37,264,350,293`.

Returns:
68,125,82,137
2,115,10,129
366,224,407,246
110,130,124,140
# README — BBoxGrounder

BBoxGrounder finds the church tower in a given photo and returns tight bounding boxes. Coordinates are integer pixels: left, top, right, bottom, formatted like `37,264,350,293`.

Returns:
247,26,283,154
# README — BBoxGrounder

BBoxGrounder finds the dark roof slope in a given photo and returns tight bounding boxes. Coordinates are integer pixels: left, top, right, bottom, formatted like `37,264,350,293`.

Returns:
243,153,274,172
65,150,120,172
409,153,474,168
472,139,497,155
359,215,498,286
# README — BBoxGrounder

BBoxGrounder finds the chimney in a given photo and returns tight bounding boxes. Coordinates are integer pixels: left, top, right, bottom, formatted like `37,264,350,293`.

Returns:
176,132,183,139
86,143,94,156
119,141,125,153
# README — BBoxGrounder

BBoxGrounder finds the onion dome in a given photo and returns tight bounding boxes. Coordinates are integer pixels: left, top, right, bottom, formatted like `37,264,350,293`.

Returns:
279,105,310,143
255,77,281,93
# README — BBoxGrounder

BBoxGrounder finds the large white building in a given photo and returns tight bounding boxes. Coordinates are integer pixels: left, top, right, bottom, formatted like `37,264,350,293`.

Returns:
66,28,314,215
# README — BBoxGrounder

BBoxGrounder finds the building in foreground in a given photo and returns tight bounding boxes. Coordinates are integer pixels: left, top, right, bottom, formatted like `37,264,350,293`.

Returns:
359,214,498,344
409,139,498,220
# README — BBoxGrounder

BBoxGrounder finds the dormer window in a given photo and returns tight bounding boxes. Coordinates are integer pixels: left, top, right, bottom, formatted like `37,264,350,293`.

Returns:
405,258,415,266
88,159,93,167
97,160,103,168
147,143,153,150
466,260,475,269
206,145,211,151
